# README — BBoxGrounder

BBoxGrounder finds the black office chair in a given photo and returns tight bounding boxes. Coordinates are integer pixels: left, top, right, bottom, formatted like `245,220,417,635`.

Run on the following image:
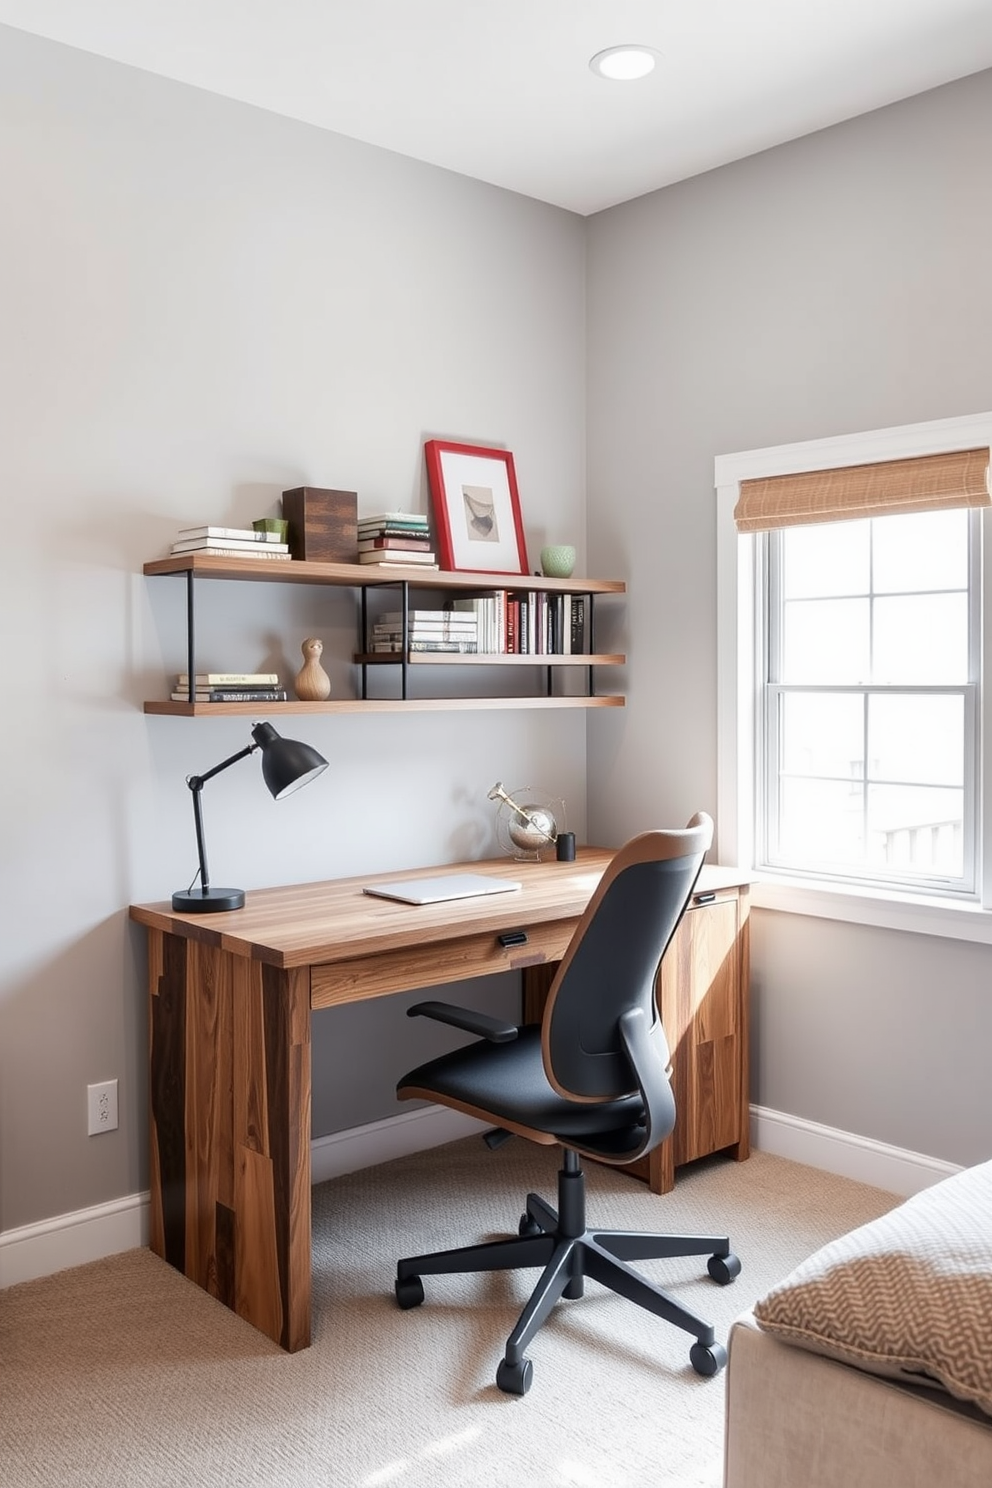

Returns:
393,814,740,1395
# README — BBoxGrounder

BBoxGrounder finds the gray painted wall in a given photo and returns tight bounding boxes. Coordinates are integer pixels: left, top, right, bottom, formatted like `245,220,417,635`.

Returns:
0,27,589,1231
586,70,992,1168
4,26,990,1238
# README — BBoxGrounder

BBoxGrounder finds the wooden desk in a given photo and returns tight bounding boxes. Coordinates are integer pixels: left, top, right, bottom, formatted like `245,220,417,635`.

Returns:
129,851,749,1352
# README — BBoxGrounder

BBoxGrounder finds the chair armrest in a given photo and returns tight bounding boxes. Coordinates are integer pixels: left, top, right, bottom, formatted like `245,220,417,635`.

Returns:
407,1001,519,1043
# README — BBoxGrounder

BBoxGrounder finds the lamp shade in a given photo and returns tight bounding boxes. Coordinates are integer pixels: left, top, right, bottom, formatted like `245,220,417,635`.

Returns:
252,721,329,799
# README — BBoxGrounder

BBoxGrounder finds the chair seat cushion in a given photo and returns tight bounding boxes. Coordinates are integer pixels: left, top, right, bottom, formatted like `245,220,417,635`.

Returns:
397,1026,647,1152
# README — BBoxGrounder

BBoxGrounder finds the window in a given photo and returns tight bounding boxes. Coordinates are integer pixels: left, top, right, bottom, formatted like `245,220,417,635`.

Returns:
759,508,978,895
714,412,992,935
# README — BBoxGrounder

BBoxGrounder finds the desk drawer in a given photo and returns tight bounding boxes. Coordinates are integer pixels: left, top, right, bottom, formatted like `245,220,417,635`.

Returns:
310,919,577,1009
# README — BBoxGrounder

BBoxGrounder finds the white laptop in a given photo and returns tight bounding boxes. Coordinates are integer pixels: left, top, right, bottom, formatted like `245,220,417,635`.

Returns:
362,872,522,906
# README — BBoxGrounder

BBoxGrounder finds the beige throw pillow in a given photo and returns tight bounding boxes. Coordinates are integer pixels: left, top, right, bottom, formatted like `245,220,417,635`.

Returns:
754,1160,992,1416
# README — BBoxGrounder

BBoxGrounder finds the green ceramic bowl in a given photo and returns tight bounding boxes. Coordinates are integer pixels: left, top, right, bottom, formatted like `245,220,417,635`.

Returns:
540,544,576,579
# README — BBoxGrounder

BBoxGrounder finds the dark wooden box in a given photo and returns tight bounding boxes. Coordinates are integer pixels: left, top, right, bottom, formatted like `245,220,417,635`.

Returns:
282,486,358,563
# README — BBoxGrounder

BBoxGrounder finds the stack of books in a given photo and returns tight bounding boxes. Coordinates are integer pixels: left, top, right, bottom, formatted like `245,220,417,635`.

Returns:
369,609,478,653
451,593,586,654
357,512,437,568
171,526,292,560
171,672,289,703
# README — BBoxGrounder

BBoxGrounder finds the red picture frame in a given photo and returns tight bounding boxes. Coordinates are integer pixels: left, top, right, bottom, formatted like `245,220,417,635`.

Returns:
425,439,530,576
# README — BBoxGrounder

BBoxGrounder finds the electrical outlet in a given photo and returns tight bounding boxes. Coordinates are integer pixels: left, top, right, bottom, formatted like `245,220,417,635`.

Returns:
87,1079,118,1136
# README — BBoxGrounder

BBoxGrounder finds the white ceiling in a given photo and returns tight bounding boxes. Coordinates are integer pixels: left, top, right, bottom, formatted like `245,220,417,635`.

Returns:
2,0,992,215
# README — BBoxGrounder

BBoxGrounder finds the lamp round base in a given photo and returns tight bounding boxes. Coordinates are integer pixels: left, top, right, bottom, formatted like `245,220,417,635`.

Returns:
172,887,246,913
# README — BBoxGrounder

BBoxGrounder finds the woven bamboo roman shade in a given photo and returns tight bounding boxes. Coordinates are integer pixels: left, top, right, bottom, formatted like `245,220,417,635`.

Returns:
733,447,991,532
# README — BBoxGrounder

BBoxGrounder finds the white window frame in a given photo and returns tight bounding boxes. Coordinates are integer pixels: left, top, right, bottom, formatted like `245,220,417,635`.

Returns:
714,409,992,946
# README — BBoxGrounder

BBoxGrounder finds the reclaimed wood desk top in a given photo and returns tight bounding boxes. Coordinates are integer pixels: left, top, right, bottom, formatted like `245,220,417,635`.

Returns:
128,849,616,970
128,851,749,971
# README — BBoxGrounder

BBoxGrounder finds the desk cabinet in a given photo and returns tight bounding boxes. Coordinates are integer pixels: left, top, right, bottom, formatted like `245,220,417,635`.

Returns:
523,875,750,1194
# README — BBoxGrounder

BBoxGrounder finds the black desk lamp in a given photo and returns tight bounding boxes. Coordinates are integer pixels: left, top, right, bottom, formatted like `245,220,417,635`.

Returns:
172,721,329,913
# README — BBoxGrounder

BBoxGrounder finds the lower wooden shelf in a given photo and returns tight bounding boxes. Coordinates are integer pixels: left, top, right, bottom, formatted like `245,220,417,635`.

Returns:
144,695,625,715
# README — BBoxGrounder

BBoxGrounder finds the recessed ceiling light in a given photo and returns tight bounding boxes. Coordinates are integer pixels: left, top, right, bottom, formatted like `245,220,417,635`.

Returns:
589,46,658,82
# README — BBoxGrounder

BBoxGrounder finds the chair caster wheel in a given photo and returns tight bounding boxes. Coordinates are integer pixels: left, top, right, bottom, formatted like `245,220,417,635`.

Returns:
707,1251,742,1285
519,1213,542,1238
395,1274,425,1310
496,1356,533,1395
690,1341,728,1378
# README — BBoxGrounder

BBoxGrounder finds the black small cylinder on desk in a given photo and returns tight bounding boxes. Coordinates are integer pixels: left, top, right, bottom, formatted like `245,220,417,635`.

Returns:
556,832,576,862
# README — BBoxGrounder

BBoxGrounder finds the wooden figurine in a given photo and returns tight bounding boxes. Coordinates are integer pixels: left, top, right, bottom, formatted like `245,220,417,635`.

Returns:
294,637,331,701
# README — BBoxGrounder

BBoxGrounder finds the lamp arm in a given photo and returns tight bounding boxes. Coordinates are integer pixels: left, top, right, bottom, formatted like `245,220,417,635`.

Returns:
185,743,259,892
191,741,258,788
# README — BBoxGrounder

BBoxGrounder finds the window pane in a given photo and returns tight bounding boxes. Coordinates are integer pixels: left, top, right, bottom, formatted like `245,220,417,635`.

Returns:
782,598,869,683
776,778,864,866
872,509,968,594
873,594,968,683
760,499,975,894
867,694,963,787
781,693,864,778
782,520,869,599
866,785,964,877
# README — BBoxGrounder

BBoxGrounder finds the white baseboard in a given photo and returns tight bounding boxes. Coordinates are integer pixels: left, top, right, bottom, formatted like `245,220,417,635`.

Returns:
750,1105,962,1197
0,1191,151,1289
0,1106,485,1289
0,1104,962,1289
310,1104,489,1185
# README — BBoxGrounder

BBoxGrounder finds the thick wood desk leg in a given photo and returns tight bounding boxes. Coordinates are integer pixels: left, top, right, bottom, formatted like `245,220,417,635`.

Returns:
646,1139,676,1194
148,930,312,1351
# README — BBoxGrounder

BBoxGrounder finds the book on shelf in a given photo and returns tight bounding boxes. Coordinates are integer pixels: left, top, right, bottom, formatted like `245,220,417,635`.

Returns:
357,536,433,552
358,530,433,546
376,609,477,626
371,636,477,651
560,594,572,655
374,618,476,630
358,512,430,530
357,554,439,567
171,537,290,554
176,525,284,543
358,528,431,541
372,631,476,645
170,549,291,560
570,595,586,653
177,672,280,686
370,640,479,654
171,689,289,703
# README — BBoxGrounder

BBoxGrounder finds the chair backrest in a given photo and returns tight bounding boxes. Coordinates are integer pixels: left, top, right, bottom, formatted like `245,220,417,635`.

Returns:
542,814,713,1105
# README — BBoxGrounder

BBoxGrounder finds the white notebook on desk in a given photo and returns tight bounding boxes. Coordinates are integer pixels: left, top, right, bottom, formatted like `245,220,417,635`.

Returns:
363,872,522,906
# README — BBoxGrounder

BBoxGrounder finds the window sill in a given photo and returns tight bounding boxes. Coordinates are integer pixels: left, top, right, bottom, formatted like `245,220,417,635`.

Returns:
751,874,992,945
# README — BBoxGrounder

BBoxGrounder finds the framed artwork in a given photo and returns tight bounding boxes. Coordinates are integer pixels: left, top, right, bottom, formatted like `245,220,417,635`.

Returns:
425,439,529,575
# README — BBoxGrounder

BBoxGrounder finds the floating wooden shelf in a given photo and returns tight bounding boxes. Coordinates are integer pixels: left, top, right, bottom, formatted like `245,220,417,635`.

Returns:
142,553,625,594
142,554,627,714
145,695,626,716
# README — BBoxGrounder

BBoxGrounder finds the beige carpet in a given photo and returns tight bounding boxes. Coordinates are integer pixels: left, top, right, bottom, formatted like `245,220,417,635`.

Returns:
0,1141,898,1488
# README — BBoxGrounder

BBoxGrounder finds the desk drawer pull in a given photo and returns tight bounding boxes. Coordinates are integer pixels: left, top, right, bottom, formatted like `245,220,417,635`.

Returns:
691,892,716,905
498,930,528,948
